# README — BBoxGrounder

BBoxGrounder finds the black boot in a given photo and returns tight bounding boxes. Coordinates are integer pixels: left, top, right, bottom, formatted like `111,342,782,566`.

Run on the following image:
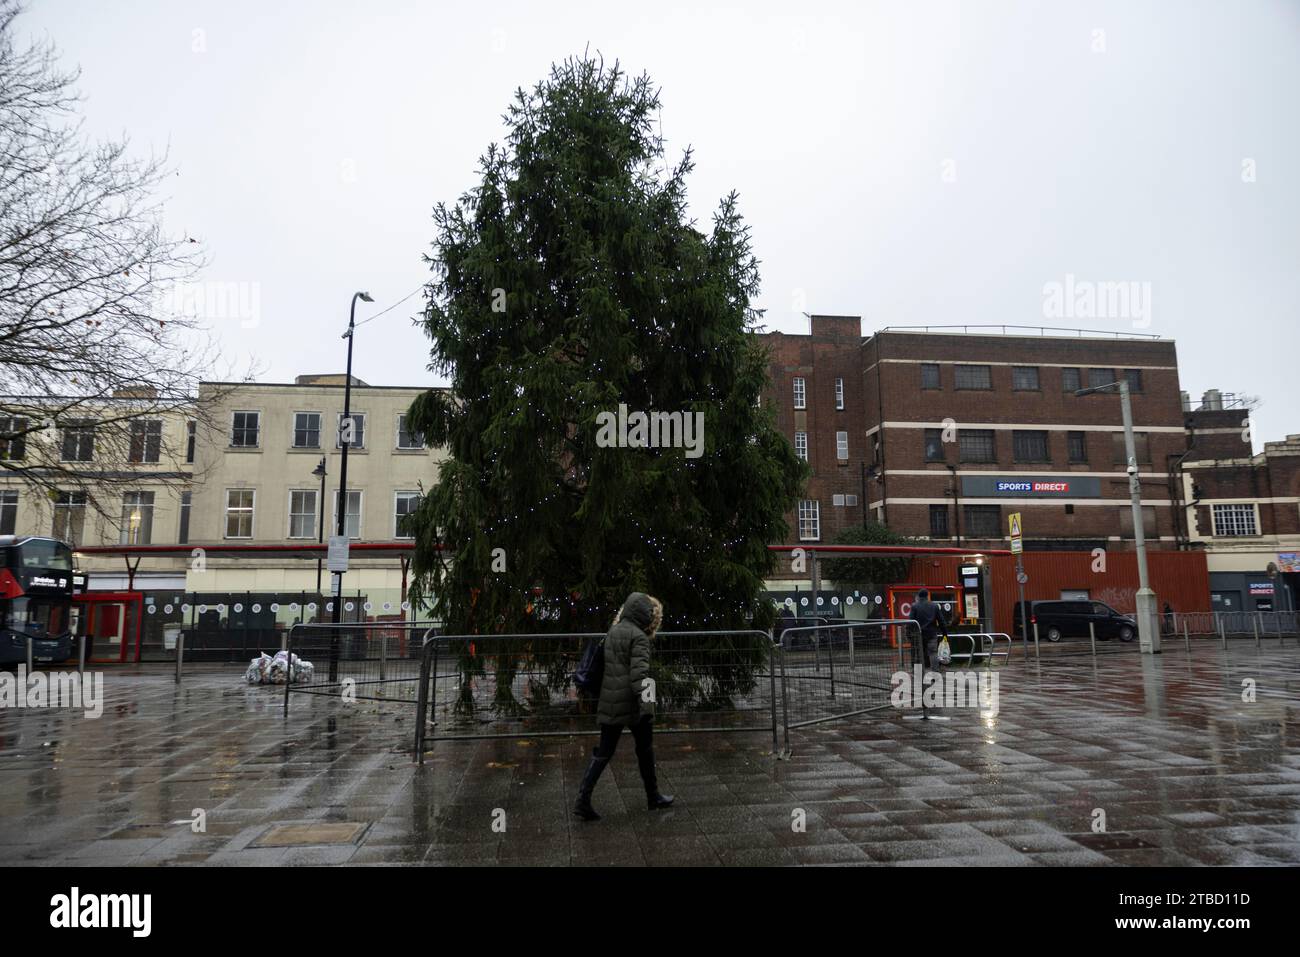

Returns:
573,754,609,821
636,742,674,810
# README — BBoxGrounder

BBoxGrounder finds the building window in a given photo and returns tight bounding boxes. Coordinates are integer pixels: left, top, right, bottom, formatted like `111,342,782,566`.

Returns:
954,365,992,390
1061,367,1081,393
1012,366,1040,391
920,363,941,389
53,491,87,545
128,419,163,464
1119,505,1159,537
337,412,366,450
1012,430,1049,462
1124,369,1144,393
797,500,820,541
225,489,255,538
293,412,322,449
0,490,16,535
834,378,844,410
1111,431,1151,464
333,489,362,539
958,429,996,463
289,490,318,539
231,411,260,448
794,431,808,462
836,431,848,461
963,505,1001,538
792,378,806,410
1067,431,1088,463
845,494,858,507
0,416,28,461
1087,368,1117,389
120,491,155,545
924,429,945,463
832,493,845,507
178,491,191,544
395,492,421,539
396,414,424,449
929,504,949,538
185,420,196,464
60,420,96,462
1212,504,1257,537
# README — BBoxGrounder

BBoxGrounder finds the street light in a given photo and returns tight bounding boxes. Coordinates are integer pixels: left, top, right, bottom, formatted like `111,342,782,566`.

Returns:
1075,378,1161,653
312,457,327,596
332,290,373,627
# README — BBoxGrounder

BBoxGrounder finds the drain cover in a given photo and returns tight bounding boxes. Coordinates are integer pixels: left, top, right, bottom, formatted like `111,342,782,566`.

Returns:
252,822,368,847
1069,832,1157,851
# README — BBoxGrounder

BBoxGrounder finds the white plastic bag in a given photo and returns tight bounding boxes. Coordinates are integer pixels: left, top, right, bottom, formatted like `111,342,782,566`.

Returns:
936,637,952,666
244,653,273,684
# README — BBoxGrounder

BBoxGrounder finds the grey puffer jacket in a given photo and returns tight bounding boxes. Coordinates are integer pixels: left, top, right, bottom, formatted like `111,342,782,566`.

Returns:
596,593,655,726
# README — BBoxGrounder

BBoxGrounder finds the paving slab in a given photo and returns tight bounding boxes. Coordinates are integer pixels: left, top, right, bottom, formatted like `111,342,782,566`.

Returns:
1,647,1297,866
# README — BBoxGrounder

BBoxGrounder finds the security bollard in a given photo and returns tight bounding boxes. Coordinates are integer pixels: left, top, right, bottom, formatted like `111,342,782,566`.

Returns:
1033,621,1040,658
1089,621,1096,656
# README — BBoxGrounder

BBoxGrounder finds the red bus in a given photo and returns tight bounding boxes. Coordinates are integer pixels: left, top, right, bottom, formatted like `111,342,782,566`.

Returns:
0,536,75,665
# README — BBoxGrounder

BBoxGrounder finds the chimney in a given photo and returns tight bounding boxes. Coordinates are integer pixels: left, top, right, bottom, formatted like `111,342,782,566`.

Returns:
1201,389,1222,411
1180,391,1191,412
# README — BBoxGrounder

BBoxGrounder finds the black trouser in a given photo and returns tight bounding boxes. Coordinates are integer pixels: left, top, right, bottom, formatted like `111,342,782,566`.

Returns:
595,716,654,760
593,716,658,791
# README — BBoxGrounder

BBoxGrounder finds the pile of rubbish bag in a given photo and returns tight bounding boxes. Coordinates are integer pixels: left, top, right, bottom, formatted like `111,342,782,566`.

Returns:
244,650,315,685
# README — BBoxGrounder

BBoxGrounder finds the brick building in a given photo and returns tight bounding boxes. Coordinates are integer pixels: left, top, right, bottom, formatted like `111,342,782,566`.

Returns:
762,317,1189,552
1181,390,1300,613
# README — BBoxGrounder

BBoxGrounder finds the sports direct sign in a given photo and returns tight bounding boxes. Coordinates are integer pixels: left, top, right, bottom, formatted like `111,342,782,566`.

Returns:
996,480,1069,493
962,475,1102,498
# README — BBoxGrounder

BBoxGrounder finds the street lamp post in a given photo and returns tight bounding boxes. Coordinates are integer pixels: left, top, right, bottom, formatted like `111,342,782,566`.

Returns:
313,457,327,596
1075,379,1161,653
331,291,373,627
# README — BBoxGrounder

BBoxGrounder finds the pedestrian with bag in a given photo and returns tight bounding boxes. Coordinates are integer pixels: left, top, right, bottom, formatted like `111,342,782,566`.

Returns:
573,592,675,821
909,588,951,680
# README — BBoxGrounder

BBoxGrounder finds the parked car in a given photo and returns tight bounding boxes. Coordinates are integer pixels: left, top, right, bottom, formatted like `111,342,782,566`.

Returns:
1011,600,1137,642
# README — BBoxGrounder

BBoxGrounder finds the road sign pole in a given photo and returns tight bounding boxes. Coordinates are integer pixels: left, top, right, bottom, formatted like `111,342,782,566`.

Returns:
1010,512,1028,657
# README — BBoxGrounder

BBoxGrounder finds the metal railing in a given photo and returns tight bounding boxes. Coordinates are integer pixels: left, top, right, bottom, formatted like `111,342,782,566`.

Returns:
282,621,441,714
778,620,922,729
877,324,1163,340
1172,611,1297,639
413,629,781,759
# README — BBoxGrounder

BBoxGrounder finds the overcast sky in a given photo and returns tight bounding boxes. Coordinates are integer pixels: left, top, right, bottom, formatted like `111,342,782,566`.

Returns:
21,0,1300,447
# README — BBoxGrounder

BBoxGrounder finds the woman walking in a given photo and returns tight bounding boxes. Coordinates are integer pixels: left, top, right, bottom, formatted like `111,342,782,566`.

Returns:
573,592,675,821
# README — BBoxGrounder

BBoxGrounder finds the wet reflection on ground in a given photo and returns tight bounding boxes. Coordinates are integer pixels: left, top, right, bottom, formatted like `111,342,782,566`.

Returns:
0,646,1296,866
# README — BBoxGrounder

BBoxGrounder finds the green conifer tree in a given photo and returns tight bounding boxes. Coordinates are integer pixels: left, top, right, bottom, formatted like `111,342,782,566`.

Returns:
406,55,804,645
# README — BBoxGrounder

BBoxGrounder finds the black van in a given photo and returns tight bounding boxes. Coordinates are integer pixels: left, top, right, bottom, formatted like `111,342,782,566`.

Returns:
1011,600,1137,642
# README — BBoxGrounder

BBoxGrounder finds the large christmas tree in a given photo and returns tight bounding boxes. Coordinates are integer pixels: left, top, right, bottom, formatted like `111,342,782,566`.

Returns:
406,54,805,637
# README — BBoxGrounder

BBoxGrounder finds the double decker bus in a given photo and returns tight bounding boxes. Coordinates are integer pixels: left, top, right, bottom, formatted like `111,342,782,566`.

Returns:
0,536,75,665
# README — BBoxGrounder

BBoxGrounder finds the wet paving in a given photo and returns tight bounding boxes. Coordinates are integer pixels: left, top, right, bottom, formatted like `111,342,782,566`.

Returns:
1,644,1297,866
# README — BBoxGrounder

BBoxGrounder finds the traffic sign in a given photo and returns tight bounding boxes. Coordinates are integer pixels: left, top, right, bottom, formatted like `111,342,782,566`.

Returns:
1016,570,1028,585
327,535,350,573
1008,512,1022,538
1010,538,1023,555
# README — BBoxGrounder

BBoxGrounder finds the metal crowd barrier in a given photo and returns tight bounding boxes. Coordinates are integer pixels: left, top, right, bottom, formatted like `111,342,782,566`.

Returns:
413,629,781,761
282,621,441,714
777,620,923,730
